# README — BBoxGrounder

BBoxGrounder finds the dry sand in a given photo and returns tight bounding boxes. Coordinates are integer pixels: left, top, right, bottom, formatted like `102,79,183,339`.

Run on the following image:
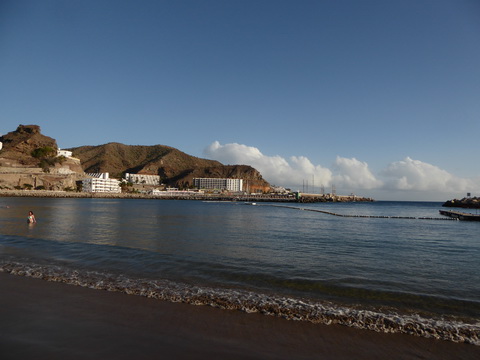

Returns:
0,272,478,360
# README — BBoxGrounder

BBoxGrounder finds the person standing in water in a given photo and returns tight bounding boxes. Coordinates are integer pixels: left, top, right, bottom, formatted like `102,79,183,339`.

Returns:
27,211,36,224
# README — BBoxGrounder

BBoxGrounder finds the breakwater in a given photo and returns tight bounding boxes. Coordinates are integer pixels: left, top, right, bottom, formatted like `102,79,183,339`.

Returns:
443,197,480,209
0,190,373,203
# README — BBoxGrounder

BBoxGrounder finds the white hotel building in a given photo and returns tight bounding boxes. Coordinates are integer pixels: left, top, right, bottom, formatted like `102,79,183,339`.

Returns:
82,173,121,193
124,173,162,186
193,178,243,192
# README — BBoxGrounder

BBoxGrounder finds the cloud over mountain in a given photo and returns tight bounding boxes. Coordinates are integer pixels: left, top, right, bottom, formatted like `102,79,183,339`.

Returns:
204,141,478,199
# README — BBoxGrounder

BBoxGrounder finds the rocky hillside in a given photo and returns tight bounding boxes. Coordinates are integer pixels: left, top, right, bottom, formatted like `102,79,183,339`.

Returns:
0,125,84,190
0,125,82,171
69,142,270,192
0,125,58,166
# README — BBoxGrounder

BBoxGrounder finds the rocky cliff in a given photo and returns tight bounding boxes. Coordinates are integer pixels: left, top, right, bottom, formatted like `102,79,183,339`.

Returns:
0,125,84,190
0,125,57,166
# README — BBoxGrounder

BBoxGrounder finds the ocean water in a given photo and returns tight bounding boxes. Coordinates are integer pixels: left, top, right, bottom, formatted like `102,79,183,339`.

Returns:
0,197,479,344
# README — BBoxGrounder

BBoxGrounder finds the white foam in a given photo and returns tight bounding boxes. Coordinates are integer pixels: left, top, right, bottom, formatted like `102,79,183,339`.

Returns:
1,260,478,345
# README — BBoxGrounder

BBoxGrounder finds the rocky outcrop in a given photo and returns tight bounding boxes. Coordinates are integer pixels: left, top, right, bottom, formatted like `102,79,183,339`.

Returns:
0,125,84,190
442,197,480,209
0,125,57,166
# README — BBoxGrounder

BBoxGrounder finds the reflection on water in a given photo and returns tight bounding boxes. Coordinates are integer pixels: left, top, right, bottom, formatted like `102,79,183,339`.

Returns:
0,197,479,321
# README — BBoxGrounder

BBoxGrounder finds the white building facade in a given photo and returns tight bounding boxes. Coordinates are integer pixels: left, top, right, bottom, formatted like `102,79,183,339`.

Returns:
124,173,162,186
57,149,73,157
82,173,121,193
193,178,243,192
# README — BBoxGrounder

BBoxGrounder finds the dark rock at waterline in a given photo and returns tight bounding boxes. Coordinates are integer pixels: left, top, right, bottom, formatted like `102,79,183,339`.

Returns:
442,197,480,209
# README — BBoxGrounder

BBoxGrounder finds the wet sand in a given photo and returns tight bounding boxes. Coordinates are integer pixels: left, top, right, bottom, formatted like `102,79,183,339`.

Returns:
1,273,478,360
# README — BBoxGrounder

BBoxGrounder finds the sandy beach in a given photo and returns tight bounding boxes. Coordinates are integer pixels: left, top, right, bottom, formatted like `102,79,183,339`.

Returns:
1,273,478,360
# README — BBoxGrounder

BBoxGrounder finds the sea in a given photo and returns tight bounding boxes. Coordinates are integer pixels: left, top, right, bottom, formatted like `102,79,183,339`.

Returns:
0,197,479,344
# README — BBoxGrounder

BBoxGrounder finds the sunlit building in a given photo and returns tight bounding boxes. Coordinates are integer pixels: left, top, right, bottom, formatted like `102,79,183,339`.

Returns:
57,149,73,157
124,173,162,186
82,173,121,193
193,178,243,192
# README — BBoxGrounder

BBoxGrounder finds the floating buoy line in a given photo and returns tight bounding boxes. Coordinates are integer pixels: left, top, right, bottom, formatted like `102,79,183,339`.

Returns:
257,204,458,221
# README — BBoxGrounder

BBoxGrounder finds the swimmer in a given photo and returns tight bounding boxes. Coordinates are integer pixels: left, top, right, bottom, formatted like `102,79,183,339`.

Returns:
27,211,36,224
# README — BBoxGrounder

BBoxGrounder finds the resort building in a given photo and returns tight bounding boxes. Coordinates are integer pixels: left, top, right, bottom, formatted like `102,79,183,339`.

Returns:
124,173,162,186
193,178,243,192
82,173,121,193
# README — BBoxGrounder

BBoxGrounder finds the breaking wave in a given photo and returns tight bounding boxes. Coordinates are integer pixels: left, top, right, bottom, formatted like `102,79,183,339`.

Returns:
1,259,478,345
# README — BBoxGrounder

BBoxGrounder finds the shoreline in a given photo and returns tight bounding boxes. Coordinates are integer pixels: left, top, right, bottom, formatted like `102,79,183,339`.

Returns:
1,272,479,360
0,189,374,203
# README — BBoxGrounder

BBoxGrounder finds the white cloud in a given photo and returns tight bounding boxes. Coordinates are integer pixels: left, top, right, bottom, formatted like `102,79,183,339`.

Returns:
381,157,476,193
204,142,479,199
204,141,332,188
333,156,383,189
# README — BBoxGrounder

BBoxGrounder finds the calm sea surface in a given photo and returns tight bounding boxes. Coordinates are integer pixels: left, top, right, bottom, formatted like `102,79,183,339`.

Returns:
1,197,479,343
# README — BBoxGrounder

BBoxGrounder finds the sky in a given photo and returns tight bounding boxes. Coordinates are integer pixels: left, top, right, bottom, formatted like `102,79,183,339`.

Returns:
1,0,479,200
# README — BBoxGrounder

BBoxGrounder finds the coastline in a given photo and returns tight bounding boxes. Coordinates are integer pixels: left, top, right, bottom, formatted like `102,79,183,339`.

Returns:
0,189,373,202
1,272,479,360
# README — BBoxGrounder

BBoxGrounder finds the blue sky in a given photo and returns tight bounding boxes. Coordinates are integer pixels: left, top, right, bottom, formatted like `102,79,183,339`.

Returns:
1,0,479,200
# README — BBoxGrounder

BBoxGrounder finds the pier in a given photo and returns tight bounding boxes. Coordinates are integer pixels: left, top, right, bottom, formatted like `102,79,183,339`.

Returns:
439,210,480,221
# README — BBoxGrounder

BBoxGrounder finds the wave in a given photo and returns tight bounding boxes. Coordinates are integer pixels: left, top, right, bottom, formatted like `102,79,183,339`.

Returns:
1,259,478,345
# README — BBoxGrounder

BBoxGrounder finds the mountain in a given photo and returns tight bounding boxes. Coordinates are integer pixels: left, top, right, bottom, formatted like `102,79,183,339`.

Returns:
69,142,270,192
0,124,271,192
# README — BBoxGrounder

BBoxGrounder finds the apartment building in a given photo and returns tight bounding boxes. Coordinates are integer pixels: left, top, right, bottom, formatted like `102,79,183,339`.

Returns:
82,173,121,193
193,178,243,192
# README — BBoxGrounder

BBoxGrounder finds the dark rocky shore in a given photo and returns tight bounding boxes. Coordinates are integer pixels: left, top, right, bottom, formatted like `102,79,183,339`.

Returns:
442,197,480,209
